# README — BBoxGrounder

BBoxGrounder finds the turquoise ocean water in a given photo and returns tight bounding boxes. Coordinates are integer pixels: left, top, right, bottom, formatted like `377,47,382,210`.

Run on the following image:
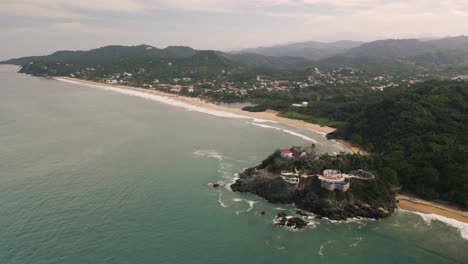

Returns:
0,65,466,264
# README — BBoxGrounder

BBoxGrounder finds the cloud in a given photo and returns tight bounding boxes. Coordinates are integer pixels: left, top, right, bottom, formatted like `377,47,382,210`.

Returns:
3,0,468,19
0,0,467,59
0,0,144,19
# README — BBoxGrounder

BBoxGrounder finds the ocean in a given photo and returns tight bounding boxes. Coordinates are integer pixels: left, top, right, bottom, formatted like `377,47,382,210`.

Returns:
0,65,466,264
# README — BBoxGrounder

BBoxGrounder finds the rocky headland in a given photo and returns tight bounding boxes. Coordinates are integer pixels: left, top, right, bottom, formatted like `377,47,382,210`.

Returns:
231,146,397,221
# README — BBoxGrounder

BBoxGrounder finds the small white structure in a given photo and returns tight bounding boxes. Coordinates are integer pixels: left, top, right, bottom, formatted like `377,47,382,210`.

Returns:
323,169,342,180
105,79,118,84
281,176,299,184
319,169,349,192
280,149,293,158
320,180,350,192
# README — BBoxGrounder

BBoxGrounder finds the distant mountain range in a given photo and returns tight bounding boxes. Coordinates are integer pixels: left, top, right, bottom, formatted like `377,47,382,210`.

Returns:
232,40,364,60
232,36,468,64
3,36,468,75
344,36,468,61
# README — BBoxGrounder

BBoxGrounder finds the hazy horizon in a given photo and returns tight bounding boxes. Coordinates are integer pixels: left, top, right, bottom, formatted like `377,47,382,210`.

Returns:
1,0,468,60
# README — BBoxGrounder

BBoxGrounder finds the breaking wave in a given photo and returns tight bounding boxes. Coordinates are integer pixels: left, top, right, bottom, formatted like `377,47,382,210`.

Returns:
414,212,468,240
250,123,319,143
56,78,274,123
217,191,228,208
233,198,258,214
193,150,224,161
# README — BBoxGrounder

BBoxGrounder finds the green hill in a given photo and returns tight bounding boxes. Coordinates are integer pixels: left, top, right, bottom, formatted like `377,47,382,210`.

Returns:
323,81,468,206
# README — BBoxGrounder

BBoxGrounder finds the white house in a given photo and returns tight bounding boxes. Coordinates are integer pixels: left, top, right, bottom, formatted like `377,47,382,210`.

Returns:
280,149,293,158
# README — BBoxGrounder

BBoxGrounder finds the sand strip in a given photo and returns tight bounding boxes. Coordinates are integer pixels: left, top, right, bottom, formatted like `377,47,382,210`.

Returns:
52,77,468,225
55,77,366,153
398,194,468,223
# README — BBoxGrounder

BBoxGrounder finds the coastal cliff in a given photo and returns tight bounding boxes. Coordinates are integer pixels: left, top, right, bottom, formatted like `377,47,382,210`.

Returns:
231,146,397,220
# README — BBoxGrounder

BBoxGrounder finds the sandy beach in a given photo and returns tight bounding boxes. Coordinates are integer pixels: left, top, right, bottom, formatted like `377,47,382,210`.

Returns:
398,194,468,223
55,77,366,154
45,77,468,229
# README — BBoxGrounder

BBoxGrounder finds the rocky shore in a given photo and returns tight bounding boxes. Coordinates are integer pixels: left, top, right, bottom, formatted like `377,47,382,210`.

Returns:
231,166,397,221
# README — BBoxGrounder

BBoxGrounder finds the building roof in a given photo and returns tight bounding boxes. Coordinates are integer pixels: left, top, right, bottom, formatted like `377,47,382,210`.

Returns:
280,149,292,154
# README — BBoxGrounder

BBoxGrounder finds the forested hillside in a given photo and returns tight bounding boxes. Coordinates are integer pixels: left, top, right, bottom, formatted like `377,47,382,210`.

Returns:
320,81,468,206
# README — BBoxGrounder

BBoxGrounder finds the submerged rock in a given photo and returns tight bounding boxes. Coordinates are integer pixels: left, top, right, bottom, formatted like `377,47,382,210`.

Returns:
208,182,221,188
256,210,266,216
296,210,309,217
273,212,308,229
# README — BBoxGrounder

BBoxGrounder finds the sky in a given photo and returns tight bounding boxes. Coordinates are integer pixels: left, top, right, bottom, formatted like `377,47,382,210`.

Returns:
1,0,468,60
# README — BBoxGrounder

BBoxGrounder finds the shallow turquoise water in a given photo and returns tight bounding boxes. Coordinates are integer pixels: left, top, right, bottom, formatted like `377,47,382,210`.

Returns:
0,65,467,264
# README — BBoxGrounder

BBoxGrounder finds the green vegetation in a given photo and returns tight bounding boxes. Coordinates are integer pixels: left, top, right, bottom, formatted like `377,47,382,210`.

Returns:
258,81,467,207
241,104,267,112
3,39,467,207
259,146,397,205
320,81,467,207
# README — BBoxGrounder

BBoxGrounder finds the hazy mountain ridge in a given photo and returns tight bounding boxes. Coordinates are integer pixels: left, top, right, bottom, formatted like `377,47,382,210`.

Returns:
342,36,468,65
1,44,315,71
233,40,364,60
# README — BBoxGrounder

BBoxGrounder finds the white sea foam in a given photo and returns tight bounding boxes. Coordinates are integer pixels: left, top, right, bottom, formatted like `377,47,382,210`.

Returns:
319,245,325,256
282,129,319,143
218,162,235,179
325,216,375,224
318,240,335,256
232,198,257,214
230,173,240,185
56,78,275,123
250,123,319,143
217,191,228,208
273,207,287,211
414,212,468,240
193,150,224,161
58,78,328,145
247,200,257,210
350,237,363,247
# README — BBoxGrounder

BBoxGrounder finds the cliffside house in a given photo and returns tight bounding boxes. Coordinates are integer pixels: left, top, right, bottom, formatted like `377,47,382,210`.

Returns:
319,169,349,192
323,169,343,180
320,179,350,192
281,177,299,184
280,149,293,158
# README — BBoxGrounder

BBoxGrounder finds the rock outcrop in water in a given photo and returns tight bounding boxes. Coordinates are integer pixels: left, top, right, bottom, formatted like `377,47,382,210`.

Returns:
274,212,309,229
231,146,397,220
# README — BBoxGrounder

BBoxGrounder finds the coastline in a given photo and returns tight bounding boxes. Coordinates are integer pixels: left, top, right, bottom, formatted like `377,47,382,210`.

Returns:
55,77,365,154
31,74,468,235
397,194,468,224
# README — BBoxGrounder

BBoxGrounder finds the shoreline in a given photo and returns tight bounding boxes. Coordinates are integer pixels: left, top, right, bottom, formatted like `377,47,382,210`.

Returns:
55,77,366,154
30,74,468,231
397,194,468,224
